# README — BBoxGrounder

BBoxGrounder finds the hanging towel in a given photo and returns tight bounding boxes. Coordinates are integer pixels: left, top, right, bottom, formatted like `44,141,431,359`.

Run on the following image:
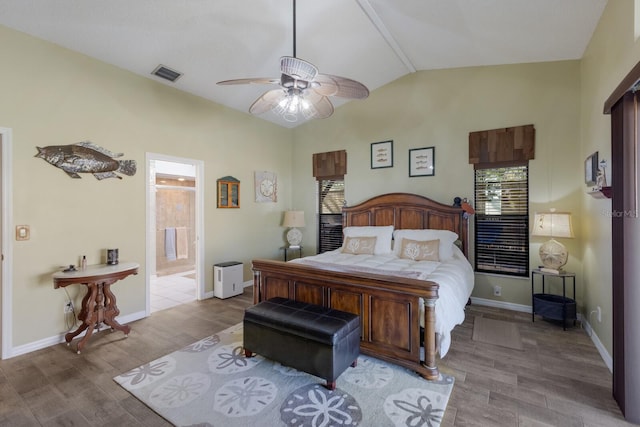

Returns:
165,227,177,261
176,227,188,260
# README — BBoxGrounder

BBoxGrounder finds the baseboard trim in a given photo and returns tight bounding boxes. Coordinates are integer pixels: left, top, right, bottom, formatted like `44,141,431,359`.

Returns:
7,310,146,359
471,297,612,373
582,318,613,372
470,297,531,313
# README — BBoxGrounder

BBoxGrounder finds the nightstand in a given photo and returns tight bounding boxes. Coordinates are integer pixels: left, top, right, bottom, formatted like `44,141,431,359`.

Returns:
282,246,303,262
531,269,576,330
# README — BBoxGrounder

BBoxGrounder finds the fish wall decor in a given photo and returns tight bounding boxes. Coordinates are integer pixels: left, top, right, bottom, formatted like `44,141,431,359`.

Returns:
35,142,136,180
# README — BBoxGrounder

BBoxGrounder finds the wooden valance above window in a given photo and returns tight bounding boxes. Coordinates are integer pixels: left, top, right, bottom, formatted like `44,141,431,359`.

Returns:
313,149,347,180
469,124,535,169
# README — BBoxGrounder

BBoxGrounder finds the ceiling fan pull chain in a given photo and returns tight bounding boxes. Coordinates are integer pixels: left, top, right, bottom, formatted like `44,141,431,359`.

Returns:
292,0,297,58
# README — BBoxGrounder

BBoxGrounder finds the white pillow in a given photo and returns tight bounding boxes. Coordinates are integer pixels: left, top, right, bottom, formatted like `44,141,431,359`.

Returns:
342,225,394,255
393,229,459,261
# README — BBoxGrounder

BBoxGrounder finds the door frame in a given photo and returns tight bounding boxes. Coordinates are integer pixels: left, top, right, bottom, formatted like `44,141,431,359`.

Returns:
0,128,13,359
145,153,205,315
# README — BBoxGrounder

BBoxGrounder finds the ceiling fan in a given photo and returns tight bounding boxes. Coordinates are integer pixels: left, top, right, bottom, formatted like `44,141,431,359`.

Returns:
217,0,369,123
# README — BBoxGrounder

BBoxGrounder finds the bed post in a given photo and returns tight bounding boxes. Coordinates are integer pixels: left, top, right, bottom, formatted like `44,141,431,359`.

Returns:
252,269,261,305
422,298,439,379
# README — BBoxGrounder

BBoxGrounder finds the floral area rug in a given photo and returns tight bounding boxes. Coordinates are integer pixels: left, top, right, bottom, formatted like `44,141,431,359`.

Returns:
114,323,454,427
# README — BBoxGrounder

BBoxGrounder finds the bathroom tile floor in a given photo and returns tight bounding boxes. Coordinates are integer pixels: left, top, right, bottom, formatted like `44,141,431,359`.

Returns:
150,270,196,312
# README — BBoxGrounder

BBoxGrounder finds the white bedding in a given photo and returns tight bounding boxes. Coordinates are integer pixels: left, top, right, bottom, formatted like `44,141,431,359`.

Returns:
290,245,474,356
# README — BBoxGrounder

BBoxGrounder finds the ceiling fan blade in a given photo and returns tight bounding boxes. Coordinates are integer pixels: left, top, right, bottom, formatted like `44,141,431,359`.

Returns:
249,89,287,115
301,91,334,120
312,74,369,99
217,78,280,86
281,56,318,81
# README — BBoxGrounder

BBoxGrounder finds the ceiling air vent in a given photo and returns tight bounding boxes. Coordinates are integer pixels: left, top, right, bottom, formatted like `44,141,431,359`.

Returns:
151,65,182,82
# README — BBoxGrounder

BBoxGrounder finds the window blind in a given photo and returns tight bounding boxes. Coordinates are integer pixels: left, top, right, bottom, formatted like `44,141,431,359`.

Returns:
317,180,344,253
474,166,529,276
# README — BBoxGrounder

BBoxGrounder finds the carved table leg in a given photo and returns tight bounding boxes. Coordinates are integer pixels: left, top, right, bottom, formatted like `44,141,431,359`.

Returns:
102,282,130,336
64,284,93,346
68,283,99,354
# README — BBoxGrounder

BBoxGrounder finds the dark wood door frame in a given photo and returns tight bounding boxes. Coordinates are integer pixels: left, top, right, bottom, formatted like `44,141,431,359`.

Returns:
606,63,640,423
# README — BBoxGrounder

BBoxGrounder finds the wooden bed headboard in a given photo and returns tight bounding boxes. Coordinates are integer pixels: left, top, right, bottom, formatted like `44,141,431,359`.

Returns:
342,193,469,257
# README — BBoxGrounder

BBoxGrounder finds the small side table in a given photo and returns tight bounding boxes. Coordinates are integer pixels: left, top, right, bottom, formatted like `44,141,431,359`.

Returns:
282,246,303,262
53,262,139,353
531,269,576,330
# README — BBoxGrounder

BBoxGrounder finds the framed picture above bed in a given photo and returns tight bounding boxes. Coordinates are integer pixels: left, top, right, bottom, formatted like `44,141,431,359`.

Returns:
371,140,393,169
409,146,435,177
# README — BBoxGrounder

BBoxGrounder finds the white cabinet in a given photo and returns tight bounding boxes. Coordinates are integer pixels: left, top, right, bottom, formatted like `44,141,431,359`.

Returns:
213,261,243,299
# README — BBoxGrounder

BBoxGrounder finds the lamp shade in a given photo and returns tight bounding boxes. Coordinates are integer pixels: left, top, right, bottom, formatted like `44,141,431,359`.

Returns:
282,211,305,228
531,212,574,238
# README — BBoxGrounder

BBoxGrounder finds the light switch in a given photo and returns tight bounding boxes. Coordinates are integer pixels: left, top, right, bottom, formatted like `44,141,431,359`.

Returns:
16,225,30,241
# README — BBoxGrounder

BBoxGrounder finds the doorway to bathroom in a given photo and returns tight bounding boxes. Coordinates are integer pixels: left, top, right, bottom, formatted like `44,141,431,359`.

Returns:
146,153,204,314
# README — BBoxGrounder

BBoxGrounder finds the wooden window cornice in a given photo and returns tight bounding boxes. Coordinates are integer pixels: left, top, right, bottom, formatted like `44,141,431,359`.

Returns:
313,150,347,180
469,124,535,168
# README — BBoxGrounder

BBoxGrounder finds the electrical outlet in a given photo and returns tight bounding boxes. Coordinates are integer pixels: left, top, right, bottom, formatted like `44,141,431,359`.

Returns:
493,285,502,296
64,302,73,314
597,306,602,323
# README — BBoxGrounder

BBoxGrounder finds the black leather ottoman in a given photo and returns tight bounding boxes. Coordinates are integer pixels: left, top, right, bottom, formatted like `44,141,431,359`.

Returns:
243,297,360,390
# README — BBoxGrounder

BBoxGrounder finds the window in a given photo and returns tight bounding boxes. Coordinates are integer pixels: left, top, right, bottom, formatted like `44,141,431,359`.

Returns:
317,179,344,253
313,149,347,253
474,165,529,276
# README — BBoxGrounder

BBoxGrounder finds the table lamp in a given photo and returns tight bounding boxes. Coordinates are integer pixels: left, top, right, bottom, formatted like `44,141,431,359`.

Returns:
531,210,574,274
282,210,305,248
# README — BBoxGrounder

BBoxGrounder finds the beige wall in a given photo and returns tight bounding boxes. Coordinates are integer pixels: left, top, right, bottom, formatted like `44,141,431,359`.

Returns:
1,0,635,361
293,60,583,308
0,25,292,348
579,0,640,360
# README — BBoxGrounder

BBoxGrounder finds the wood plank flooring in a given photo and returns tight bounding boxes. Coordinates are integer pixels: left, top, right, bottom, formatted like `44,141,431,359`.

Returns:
0,289,632,426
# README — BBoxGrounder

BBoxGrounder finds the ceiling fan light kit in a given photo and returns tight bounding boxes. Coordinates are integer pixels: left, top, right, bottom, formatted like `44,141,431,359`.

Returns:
217,0,368,123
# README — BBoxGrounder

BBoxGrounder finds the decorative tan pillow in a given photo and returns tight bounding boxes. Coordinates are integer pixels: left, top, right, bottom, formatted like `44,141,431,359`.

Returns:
341,236,377,255
393,229,458,261
342,225,394,255
399,238,440,261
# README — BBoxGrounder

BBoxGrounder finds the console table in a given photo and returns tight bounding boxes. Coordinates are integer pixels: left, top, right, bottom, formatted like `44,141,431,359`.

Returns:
53,262,139,353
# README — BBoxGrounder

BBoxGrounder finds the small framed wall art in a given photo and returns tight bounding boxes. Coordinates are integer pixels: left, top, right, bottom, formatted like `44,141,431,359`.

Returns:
255,170,277,203
409,146,435,177
371,140,393,169
585,151,598,186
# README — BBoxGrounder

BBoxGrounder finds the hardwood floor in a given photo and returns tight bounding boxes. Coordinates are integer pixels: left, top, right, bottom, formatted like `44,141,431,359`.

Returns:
440,304,631,427
0,290,632,426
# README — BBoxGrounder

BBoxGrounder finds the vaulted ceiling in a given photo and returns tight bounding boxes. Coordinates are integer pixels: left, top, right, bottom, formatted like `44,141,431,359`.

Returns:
0,0,608,127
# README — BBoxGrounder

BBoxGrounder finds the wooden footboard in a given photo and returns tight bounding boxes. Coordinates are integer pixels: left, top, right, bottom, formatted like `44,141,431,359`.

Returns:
252,258,440,380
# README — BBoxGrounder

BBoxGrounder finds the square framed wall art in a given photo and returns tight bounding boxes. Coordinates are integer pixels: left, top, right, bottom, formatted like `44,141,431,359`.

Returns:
371,140,393,169
409,146,435,177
